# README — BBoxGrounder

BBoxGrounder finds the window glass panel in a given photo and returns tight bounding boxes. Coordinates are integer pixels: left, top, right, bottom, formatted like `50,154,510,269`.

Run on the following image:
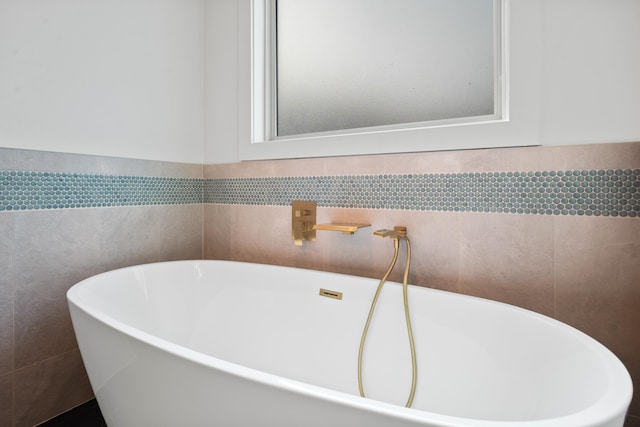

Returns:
276,0,496,137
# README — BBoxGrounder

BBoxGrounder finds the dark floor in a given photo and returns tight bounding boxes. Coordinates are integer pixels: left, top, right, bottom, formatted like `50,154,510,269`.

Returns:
33,399,638,427
38,399,106,427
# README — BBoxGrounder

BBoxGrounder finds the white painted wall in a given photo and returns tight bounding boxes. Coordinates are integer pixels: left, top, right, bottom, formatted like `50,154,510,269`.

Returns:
204,0,239,164
540,0,640,146
1,0,638,164
204,0,640,163
0,0,205,163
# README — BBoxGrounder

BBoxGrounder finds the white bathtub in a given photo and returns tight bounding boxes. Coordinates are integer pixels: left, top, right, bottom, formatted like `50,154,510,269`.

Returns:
67,260,632,427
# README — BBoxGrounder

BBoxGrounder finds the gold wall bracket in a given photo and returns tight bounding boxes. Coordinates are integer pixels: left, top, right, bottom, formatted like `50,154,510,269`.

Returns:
313,223,371,235
292,200,316,246
374,226,408,238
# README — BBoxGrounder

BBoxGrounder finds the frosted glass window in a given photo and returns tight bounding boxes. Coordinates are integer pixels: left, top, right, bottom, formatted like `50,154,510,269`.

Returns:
276,0,497,137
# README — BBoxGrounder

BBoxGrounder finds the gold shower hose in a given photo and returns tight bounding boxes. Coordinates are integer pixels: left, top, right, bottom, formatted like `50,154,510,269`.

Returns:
357,235,417,408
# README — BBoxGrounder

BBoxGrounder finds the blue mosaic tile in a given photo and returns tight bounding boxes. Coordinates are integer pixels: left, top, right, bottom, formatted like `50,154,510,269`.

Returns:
2,168,638,217
203,169,640,217
0,170,202,211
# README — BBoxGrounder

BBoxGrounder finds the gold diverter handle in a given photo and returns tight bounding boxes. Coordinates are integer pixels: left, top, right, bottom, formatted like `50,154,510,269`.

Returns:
291,201,317,246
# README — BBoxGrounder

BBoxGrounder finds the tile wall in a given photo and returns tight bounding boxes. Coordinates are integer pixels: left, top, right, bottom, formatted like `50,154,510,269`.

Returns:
0,148,203,426
1,142,638,426
203,141,640,425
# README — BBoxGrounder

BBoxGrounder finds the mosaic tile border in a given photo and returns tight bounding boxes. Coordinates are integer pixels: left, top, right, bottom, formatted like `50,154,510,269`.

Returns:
204,169,640,217
0,170,202,211
2,168,639,217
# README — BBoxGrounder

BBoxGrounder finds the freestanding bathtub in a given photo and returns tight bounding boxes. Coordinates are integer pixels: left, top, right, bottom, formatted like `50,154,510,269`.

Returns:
67,260,632,427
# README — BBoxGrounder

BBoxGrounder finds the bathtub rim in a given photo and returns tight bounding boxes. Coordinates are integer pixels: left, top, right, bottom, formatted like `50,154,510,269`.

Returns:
67,260,633,427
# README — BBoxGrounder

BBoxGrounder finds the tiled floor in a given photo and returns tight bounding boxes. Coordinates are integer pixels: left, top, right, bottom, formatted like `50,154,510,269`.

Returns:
38,399,106,427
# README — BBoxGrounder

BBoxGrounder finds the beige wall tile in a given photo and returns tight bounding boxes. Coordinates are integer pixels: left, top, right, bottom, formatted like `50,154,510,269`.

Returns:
9,147,203,178
13,210,102,369
204,163,234,179
316,207,381,278
99,157,203,179
498,145,559,173
99,205,203,272
451,146,513,173
205,155,385,179
323,155,385,176
13,149,105,174
550,141,640,171
0,148,16,170
12,204,203,371
0,373,12,427
227,160,276,178
230,205,296,265
204,204,233,260
276,157,326,177
13,350,93,427
98,206,167,270
458,212,555,316
383,150,462,175
0,215,14,375
205,160,276,179
555,216,640,416
150,204,203,262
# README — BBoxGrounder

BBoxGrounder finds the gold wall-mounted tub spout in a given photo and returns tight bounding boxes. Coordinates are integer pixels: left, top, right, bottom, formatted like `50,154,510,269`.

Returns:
313,223,371,235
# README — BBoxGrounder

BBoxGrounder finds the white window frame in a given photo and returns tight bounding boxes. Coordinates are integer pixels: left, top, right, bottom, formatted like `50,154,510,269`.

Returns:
239,0,541,161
